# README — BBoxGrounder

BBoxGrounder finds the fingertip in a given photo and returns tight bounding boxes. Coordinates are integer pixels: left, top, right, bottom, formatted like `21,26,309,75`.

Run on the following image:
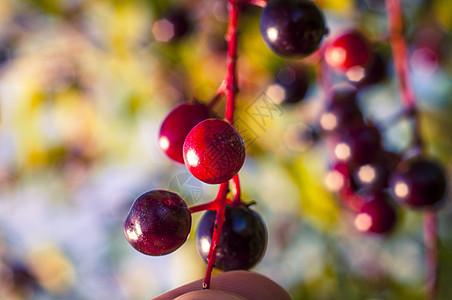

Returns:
174,289,247,300
210,270,291,300
153,270,291,300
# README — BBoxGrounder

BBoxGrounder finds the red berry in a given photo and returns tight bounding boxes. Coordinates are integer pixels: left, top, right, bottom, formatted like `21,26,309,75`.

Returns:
389,157,447,209
159,103,211,163
325,30,372,71
354,193,397,234
183,119,246,184
195,204,267,271
124,190,191,256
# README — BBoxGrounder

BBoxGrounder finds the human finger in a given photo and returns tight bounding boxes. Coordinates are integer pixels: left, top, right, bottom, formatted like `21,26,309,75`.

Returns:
153,270,291,300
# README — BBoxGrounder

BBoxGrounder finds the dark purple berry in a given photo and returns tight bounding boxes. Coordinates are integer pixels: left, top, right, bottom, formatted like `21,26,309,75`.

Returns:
272,64,310,104
152,8,194,43
333,124,382,166
389,157,447,209
183,119,245,184
195,204,267,271
124,190,191,256
353,51,388,87
319,87,364,132
351,151,401,192
260,0,328,58
159,103,211,164
354,193,397,234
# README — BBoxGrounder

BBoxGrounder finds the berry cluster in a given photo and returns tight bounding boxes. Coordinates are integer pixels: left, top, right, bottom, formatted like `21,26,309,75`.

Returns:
123,0,448,296
319,31,448,235
124,0,329,289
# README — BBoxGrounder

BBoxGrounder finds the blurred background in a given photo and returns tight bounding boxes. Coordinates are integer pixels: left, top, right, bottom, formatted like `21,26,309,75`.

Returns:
1,0,452,299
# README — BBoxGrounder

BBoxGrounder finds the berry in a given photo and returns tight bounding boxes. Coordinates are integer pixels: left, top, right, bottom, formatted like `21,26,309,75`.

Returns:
124,190,191,256
351,151,401,192
195,204,267,271
325,30,372,71
152,7,194,43
354,193,397,234
353,51,388,87
319,87,364,132
260,0,328,58
159,103,212,163
389,157,447,208
333,124,382,166
272,64,310,104
183,118,246,184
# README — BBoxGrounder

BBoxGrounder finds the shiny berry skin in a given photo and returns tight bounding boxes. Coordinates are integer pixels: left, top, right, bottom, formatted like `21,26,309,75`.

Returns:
325,30,372,71
260,0,328,58
389,158,447,209
319,87,364,132
124,190,191,256
333,124,382,166
354,193,397,234
183,118,245,184
273,64,310,104
159,103,211,163
195,205,267,271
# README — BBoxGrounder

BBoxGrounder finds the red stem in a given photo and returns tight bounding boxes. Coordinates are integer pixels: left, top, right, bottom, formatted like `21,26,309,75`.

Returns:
206,80,227,109
202,0,242,289
424,210,438,300
189,201,218,214
385,1,435,298
202,182,229,289
224,0,239,125
385,0,423,151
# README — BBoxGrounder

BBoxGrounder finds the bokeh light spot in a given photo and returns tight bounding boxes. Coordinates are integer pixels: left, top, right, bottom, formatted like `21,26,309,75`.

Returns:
354,213,372,232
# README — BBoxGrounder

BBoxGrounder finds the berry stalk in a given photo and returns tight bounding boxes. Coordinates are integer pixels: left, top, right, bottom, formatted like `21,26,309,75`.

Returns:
189,201,218,214
203,182,229,288
225,0,239,125
385,0,436,298
385,0,423,151
206,80,226,109
202,0,243,289
424,210,438,300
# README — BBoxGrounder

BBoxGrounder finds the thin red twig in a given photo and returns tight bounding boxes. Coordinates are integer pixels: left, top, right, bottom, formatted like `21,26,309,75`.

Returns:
189,201,218,214
203,0,241,289
424,210,438,300
386,0,416,110
385,0,423,151
224,0,239,125
385,1,436,299
202,182,229,289
207,80,227,109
